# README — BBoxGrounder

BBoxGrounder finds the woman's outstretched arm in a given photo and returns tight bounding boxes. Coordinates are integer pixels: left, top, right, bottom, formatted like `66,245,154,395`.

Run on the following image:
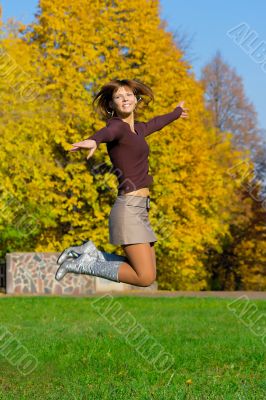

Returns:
140,101,189,137
68,125,123,159
86,125,123,146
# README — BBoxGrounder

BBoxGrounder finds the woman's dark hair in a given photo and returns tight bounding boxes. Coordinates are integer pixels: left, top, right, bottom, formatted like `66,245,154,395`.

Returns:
92,79,154,120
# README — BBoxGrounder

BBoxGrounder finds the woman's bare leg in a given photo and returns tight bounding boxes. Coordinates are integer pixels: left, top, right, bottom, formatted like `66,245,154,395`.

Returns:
117,243,156,287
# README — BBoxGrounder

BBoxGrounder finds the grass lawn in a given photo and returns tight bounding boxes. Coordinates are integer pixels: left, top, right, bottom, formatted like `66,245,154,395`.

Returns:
0,295,265,399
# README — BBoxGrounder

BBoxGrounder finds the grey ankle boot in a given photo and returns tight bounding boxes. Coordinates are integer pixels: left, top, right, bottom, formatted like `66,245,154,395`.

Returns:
55,252,124,282
57,240,127,265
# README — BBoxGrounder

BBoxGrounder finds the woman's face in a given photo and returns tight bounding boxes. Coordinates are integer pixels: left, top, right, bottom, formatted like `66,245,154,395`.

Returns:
109,86,138,117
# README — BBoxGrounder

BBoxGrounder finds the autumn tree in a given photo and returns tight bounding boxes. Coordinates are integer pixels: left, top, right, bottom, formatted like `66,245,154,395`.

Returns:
205,184,266,290
0,16,62,257
201,51,261,153
201,51,266,289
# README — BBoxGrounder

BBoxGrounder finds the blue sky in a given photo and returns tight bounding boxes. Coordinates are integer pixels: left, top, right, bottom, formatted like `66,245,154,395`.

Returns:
1,0,266,133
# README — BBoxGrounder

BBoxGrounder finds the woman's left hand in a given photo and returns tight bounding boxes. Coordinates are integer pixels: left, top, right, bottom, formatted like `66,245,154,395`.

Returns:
177,100,189,119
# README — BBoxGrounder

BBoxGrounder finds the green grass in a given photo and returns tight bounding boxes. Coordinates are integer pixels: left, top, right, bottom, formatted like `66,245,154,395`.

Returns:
0,295,265,399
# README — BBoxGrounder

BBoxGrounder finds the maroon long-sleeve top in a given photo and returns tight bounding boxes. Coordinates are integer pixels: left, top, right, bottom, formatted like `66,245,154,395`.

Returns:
87,106,183,195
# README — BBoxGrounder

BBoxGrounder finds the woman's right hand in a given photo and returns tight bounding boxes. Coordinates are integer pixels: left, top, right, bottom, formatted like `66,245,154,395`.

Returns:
69,139,97,160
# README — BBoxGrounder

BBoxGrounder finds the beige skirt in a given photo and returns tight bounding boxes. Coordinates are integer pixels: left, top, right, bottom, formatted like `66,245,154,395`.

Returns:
108,195,157,245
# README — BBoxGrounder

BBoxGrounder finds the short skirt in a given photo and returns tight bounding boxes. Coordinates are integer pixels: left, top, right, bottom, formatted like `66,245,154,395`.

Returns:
108,195,157,245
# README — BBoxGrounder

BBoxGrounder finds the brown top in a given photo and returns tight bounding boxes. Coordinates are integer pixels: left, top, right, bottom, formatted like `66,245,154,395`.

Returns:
87,106,183,195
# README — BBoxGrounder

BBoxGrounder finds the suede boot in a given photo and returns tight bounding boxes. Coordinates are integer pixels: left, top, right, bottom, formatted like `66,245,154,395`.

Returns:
55,252,123,282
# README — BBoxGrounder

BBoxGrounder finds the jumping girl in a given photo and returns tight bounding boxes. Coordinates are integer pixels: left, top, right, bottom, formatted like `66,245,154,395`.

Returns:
55,79,188,286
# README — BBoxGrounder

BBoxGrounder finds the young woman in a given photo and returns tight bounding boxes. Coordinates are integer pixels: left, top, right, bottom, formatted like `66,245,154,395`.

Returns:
55,79,188,286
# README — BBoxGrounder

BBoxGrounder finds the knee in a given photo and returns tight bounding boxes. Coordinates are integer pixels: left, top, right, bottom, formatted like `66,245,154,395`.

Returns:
138,272,156,287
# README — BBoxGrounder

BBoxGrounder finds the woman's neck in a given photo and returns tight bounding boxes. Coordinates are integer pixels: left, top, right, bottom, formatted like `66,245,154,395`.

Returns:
118,112,135,130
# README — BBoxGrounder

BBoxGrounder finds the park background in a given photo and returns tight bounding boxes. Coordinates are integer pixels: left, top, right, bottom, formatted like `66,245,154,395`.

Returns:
0,0,265,291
